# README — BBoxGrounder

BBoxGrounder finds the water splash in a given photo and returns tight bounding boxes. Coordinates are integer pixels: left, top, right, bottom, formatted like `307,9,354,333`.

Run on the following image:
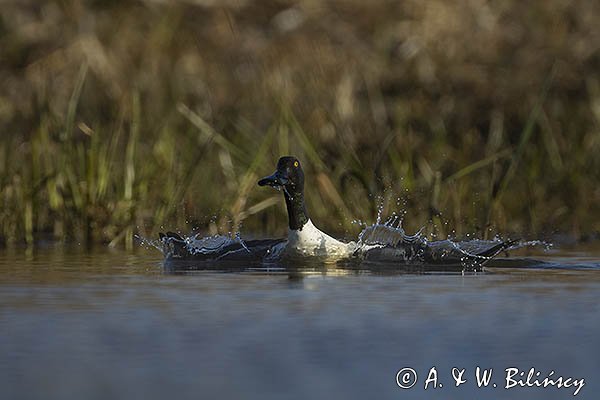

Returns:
149,209,547,271
356,216,425,248
135,234,163,252
282,185,294,200
375,196,385,225
235,231,251,254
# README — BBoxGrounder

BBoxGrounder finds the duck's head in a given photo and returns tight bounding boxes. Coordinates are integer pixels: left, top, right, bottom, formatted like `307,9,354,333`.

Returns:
258,156,305,194
258,156,308,230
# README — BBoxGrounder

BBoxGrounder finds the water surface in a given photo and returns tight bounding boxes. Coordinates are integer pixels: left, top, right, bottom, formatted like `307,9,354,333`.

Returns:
1,246,599,399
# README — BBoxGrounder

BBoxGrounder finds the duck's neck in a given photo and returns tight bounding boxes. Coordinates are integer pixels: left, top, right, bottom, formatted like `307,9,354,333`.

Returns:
283,188,309,230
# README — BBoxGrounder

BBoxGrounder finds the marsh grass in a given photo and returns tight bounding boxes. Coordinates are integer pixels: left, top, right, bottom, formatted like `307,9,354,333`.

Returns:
1,0,599,247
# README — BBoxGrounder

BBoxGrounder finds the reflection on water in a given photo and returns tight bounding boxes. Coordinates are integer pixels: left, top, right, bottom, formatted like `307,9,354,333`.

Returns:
1,246,599,399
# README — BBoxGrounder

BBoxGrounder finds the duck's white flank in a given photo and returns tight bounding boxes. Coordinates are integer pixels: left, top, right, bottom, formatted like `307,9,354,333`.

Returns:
285,219,355,258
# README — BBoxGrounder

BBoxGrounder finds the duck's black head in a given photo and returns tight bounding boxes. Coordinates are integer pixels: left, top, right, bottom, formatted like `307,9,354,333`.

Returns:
258,156,308,230
258,156,304,192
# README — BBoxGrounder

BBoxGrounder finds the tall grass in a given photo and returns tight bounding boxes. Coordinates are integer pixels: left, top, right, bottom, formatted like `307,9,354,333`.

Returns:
0,0,599,247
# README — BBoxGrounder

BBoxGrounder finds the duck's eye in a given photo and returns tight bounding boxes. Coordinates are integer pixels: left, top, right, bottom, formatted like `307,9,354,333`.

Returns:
294,161,299,168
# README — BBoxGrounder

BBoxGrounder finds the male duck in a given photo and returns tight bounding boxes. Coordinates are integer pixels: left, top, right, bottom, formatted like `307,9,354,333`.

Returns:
160,156,516,266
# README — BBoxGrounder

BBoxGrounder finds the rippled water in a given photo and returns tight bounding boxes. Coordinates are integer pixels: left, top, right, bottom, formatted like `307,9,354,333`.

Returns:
1,245,599,399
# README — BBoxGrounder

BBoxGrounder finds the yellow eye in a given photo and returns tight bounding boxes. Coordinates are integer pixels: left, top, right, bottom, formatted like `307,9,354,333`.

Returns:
294,161,299,167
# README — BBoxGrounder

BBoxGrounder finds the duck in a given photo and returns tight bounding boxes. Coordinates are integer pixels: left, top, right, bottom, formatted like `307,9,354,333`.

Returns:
159,155,516,267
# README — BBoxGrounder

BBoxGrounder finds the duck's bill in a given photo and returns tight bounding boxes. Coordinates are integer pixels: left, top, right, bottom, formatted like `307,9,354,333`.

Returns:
258,171,289,187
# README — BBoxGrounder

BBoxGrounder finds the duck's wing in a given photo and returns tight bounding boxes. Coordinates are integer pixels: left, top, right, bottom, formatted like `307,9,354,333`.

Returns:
360,238,517,269
159,232,286,261
359,242,428,262
159,231,185,241
423,239,518,264
472,239,518,258
214,239,287,261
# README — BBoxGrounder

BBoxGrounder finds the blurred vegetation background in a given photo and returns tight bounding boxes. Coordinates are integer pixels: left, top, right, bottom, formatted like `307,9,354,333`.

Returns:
1,0,599,247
